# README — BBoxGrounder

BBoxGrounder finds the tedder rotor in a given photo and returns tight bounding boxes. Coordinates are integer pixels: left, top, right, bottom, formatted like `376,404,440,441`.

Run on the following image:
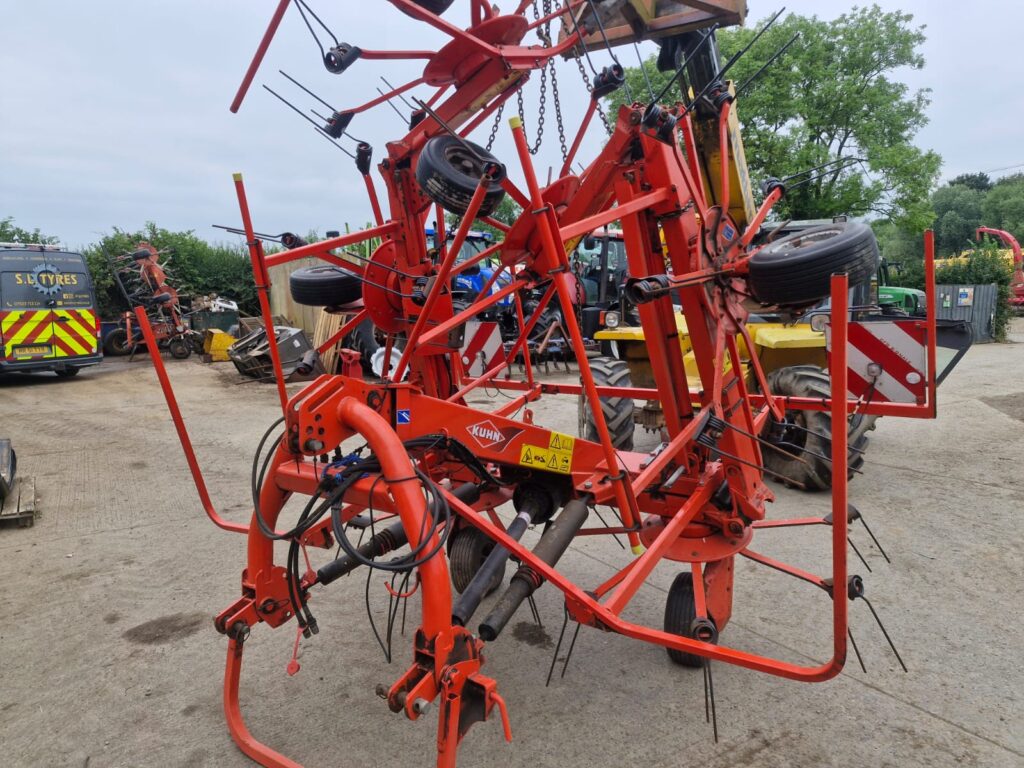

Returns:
139,2,950,766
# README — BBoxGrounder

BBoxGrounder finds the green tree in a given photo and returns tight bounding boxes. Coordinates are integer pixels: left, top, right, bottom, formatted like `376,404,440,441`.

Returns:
930,183,985,255
0,216,59,245
949,172,992,192
981,173,1024,234
609,6,940,228
83,222,256,319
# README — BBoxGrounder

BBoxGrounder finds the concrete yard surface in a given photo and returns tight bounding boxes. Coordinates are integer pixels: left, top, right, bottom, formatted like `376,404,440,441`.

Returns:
1,321,1022,768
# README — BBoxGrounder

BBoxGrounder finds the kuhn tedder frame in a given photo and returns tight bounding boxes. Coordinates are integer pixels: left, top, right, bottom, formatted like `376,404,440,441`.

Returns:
139,2,941,766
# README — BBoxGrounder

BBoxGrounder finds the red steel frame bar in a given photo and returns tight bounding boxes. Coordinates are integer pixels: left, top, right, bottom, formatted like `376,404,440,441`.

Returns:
234,174,289,416
264,222,399,268
134,307,248,534
230,0,291,113
315,309,368,356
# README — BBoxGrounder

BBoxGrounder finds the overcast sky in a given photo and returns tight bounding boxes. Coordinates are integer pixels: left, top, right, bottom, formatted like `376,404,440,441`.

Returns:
2,1,1022,248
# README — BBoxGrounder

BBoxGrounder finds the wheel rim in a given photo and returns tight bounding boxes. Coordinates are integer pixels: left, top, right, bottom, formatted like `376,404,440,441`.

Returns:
766,227,843,255
443,143,483,178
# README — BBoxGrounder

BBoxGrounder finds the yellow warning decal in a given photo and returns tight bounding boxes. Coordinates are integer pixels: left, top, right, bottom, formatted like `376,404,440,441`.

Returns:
518,431,575,475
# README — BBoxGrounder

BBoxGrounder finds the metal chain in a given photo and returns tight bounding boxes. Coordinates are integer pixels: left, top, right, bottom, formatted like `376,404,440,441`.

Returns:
485,102,505,152
548,57,569,160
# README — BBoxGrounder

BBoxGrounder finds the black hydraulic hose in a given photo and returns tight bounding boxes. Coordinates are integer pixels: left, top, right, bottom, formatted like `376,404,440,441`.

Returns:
317,481,480,585
479,499,590,642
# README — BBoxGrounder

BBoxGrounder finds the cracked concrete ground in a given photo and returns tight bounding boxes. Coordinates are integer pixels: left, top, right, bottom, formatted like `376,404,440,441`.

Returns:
0,320,1021,768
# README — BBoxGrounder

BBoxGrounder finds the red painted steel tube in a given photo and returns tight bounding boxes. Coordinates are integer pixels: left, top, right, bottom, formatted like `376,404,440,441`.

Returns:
263,222,399,267
234,174,289,416
363,175,384,226
508,115,642,550
349,77,427,114
924,229,938,417
740,184,784,247
315,309,368,356
224,640,302,767
416,278,527,348
560,98,596,177
558,188,672,242
451,241,503,276
230,0,291,113
828,272,850,669
336,398,452,637
133,308,248,534
393,174,492,381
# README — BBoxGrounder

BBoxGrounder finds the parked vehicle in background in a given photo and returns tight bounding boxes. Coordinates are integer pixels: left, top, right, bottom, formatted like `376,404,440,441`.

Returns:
0,243,101,377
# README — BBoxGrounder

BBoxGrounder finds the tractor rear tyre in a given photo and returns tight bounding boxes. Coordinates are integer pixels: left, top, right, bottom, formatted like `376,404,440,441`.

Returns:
748,221,879,307
344,318,379,376
289,265,362,307
448,527,505,596
578,356,635,450
415,135,506,217
761,365,875,491
168,337,192,359
664,573,711,668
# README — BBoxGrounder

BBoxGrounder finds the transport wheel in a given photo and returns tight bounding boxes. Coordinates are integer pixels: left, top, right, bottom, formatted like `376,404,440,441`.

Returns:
748,221,880,307
578,356,634,450
168,337,192,359
415,135,506,217
407,0,455,13
448,527,505,595
104,328,131,356
761,365,875,491
54,367,80,378
289,265,362,307
664,572,711,668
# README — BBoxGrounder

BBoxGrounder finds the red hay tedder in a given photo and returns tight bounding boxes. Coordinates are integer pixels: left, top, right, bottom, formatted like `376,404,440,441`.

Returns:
139,2,959,766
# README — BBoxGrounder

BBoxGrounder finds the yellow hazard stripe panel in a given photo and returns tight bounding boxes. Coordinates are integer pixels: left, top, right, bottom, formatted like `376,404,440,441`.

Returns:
9,311,50,346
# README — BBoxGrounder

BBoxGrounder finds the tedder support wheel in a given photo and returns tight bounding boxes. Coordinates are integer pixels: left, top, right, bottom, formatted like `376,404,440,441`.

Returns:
289,265,363,307
104,328,131,356
448,527,505,595
345,318,380,376
577,356,634,450
415,135,506,217
408,0,455,13
168,337,192,359
664,572,712,668
761,365,875,491
748,221,880,307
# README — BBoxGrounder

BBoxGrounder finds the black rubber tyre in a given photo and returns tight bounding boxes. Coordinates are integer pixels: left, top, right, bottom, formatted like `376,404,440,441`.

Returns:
168,337,192,359
664,573,710,668
289,265,362,307
344,318,379,376
761,365,875,491
415,135,506,217
577,356,635,450
104,328,131,356
448,527,505,596
748,222,880,307
54,367,80,378
408,0,455,13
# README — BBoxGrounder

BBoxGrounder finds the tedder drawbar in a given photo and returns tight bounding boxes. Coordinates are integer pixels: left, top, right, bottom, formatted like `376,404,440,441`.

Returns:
139,2,958,766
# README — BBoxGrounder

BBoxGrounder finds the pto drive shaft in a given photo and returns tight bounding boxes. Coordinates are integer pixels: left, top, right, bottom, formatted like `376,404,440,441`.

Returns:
478,499,590,641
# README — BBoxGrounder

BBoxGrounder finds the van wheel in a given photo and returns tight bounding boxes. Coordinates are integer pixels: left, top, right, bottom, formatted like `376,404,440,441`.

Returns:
748,222,879,307
55,368,80,378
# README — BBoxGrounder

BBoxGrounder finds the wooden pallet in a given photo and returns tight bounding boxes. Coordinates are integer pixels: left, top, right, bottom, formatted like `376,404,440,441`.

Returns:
0,476,36,528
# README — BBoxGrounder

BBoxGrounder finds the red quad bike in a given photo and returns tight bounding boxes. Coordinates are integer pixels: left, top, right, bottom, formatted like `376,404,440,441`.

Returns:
139,2,956,766
108,242,196,359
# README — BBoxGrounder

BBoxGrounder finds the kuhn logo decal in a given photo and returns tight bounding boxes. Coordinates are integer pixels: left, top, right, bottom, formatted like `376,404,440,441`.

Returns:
466,420,522,451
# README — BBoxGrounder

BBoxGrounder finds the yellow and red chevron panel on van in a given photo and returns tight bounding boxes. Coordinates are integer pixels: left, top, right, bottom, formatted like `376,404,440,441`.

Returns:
0,309,98,359
51,309,99,357
1,310,54,360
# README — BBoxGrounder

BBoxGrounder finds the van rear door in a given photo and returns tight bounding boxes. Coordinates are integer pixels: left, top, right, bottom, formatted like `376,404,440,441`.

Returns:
0,272,57,362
